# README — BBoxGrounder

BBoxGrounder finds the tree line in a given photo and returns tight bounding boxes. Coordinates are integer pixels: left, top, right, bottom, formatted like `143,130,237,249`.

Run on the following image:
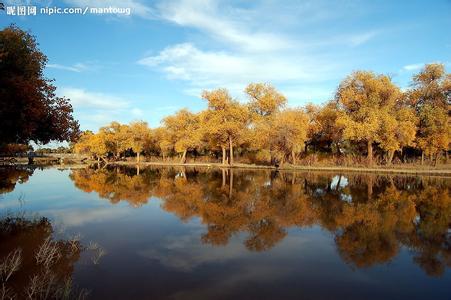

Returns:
0,25,448,166
74,63,449,166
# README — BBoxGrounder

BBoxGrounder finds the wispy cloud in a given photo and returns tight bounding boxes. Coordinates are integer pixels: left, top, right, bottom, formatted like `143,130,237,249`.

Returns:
157,0,294,52
60,87,130,110
138,43,337,97
47,62,90,73
58,87,144,130
348,31,379,47
43,206,132,227
138,0,378,100
402,63,424,71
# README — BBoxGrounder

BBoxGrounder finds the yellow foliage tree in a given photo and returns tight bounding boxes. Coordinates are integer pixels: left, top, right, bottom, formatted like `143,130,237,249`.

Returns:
202,88,249,165
163,109,203,163
125,121,151,163
406,63,450,163
99,121,130,158
74,130,108,161
270,108,309,164
245,83,287,117
335,71,410,164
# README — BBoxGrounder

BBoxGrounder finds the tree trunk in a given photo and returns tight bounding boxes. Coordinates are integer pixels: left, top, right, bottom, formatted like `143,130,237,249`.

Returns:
387,150,394,165
222,169,226,187
137,165,140,176
222,146,226,165
162,152,165,162
367,175,373,200
229,136,234,165
292,150,296,165
136,152,140,163
435,152,440,166
229,169,234,198
181,150,187,164
367,140,373,165
335,142,341,155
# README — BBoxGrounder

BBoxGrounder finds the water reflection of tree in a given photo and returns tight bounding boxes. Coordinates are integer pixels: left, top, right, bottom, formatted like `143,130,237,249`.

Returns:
0,216,87,299
69,167,156,207
0,167,34,194
69,167,450,276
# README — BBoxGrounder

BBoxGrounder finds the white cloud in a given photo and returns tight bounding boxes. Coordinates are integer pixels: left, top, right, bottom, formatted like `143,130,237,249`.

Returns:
403,63,423,71
43,206,131,227
137,0,379,101
131,108,143,116
139,43,336,96
47,63,90,73
59,87,130,110
157,0,293,52
65,0,155,19
57,87,146,130
347,31,379,47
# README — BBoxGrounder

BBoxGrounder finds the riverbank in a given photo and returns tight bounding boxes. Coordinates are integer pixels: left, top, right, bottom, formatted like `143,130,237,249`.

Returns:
2,157,450,176
111,161,451,176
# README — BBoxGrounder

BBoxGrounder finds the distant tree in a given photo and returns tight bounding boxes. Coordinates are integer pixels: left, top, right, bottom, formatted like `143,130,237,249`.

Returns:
405,63,450,163
245,83,287,163
378,105,418,164
270,108,309,164
202,89,249,165
306,101,343,154
0,25,79,146
163,109,203,163
335,71,410,164
152,127,172,161
125,121,151,163
245,83,286,117
74,130,108,161
99,121,130,158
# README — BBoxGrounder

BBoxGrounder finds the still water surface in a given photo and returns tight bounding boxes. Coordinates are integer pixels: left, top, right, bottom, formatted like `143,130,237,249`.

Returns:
0,166,450,299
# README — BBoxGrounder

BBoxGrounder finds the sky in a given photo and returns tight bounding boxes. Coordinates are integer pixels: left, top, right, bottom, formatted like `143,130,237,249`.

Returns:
1,0,450,132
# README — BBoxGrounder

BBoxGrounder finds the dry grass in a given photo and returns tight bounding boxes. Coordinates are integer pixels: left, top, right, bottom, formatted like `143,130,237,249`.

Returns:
35,237,62,268
0,214,100,300
0,248,22,283
25,269,89,300
87,242,106,265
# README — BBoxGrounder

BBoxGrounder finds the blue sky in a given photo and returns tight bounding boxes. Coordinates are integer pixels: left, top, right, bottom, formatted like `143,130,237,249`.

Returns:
1,0,450,132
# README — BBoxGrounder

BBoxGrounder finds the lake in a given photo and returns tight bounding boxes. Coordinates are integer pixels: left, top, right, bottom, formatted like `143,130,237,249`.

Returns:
0,166,450,299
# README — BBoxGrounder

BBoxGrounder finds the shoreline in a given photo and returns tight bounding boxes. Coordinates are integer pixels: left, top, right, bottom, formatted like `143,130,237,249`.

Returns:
110,161,451,176
2,159,450,176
